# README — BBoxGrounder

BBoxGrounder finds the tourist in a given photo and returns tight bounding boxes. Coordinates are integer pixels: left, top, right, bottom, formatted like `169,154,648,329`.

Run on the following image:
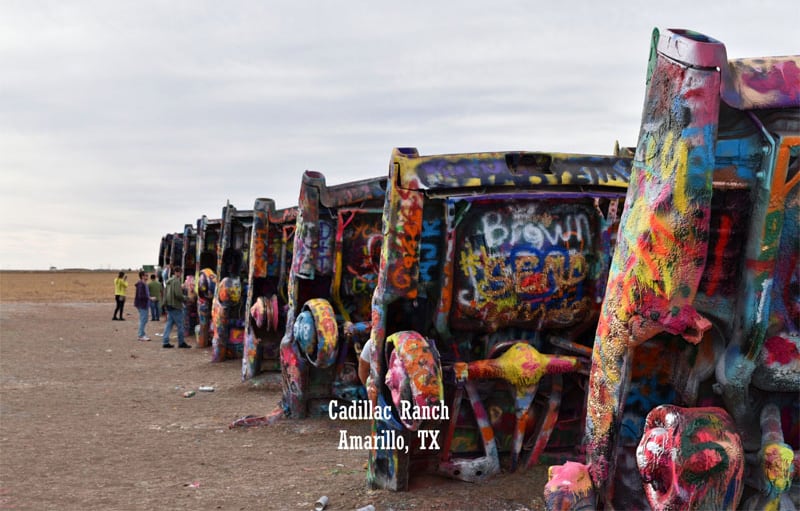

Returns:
133,271,151,341
147,274,162,321
157,274,165,318
162,266,191,349
113,271,128,320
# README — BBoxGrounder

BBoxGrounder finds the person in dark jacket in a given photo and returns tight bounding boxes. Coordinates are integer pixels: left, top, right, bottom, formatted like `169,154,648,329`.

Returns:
134,271,151,341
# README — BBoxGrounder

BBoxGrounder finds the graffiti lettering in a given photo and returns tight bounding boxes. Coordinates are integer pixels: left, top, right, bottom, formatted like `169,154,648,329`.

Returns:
317,219,334,276
456,240,591,327
451,202,599,327
481,208,592,250
348,273,378,295
384,189,424,297
420,218,442,283
390,212,420,289
575,163,631,185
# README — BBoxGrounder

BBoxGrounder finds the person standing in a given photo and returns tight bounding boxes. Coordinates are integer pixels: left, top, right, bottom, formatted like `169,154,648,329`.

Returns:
134,271,151,341
113,271,128,321
147,274,162,321
157,274,166,318
162,266,191,349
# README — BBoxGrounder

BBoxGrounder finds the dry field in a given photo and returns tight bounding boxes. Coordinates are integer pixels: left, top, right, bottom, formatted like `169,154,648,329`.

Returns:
0,271,547,510
0,270,122,303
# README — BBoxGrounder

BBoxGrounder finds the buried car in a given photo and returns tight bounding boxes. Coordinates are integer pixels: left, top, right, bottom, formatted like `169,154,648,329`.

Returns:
195,213,223,348
278,170,387,418
365,146,631,490
241,198,299,379
211,201,254,362
544,28,799,511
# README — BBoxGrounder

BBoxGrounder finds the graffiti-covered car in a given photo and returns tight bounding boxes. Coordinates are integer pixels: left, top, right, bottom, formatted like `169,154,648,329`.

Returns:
195,214,223,347
211,202,254,362
158,233,172,274
544,29,799,511
242,198,299,379
178,223,199,336
156,226,198,334
158,232,180,277
366,147,631,490
279,170,387,418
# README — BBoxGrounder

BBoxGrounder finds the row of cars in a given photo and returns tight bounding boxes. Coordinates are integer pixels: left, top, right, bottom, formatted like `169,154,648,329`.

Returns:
158,29,799,511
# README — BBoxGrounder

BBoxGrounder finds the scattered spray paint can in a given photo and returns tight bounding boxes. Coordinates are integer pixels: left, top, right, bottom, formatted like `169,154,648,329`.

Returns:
314,495,328,510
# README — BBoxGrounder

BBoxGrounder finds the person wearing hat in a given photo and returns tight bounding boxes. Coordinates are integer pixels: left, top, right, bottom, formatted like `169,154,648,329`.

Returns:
162,266,191,349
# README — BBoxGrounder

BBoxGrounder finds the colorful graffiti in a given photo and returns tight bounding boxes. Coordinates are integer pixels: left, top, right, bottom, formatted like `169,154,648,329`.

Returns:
315,219,334,276
384,331,444,430
546,29,799,510
452,343,580,471
211,276,242,362
369,147,629,491
242,199,298,380
382,186,424,299
156,26,798,510
293,298,338,368
453,201,600,330
280,171,387,419
742,403,797,510
544,461,596,511
404,152,630,190
195,267,217,348
419,217,443,284
717,136,800,432
337,211,383,322
207,203,252,363
251,199,272,280
194,213,222,348
580,31,720,506
636,405,744,511
180,224,199,337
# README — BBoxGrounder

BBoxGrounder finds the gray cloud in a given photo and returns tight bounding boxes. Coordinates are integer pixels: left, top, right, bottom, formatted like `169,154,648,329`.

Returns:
1,0,797,269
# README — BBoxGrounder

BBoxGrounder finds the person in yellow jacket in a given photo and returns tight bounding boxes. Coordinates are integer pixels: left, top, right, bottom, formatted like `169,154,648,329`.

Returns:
113,271,128,320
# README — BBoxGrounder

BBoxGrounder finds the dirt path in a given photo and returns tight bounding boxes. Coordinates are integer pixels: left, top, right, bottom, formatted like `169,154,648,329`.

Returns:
0,275,547,510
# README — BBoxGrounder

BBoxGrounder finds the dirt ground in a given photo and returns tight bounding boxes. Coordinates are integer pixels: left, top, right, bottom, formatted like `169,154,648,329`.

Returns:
0,271,548,510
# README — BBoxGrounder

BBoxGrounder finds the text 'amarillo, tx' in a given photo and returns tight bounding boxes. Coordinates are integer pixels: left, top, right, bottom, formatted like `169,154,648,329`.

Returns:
331,399,449,454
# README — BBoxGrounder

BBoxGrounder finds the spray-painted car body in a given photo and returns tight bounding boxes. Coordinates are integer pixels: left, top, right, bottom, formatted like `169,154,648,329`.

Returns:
156,227,199,334
158,232,180,275
181,224,197,277
158,233,171,272
545,29,799,511
159,231,186,282
279,170,387,418
242,198,299,379
366,147,631,490
179,223,199,336
211,202,255,362
195,214,223,348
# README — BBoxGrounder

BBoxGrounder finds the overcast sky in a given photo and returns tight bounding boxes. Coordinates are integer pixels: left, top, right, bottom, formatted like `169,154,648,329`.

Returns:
1,1,797,270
